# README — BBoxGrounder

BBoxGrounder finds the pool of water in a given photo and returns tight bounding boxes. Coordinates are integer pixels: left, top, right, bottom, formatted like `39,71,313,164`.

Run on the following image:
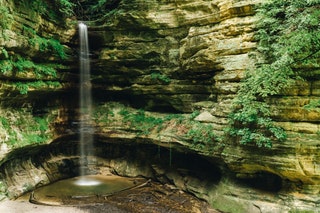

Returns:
16,174,217,212
30,175,144,205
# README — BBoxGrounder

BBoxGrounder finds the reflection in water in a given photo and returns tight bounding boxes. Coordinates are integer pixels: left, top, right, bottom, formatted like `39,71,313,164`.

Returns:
31,175,143,205
73,176,101,186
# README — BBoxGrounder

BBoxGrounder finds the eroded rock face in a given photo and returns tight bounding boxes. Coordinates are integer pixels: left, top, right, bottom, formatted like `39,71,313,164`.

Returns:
87,0,261,112
0,0,319,212
87,0,319,195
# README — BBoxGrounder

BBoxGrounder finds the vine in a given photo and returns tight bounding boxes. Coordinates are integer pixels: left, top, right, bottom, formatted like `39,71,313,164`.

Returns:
227,0,320,148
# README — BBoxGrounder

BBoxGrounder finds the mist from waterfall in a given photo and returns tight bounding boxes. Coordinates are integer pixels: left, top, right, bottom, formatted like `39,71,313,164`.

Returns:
78,22,94,177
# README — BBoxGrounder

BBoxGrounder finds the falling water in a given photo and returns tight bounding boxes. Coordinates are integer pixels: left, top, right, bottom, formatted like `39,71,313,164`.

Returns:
78,22,94,177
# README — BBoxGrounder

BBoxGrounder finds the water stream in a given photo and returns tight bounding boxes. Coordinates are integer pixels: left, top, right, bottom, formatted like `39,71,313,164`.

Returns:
78,22,94,178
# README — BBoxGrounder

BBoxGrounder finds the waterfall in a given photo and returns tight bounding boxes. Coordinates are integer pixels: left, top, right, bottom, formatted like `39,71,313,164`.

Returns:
78,22,94,177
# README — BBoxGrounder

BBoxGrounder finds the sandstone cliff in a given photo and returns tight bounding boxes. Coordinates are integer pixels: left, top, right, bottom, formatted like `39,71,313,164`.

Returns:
0,0,319,212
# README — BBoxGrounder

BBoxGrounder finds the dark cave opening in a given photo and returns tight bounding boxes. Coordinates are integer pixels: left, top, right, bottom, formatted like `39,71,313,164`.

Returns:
236,171,283,193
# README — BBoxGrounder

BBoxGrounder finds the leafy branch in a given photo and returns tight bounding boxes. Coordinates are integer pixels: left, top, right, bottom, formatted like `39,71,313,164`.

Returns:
227,0,320,148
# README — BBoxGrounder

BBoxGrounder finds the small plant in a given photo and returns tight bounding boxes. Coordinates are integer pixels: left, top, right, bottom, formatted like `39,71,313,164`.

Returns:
54,0,76,17
303,100,320,112
94,104,219,151
0,6,13,30
186,122,215,149
0,117,9,129
27,31,67,60
13,56,58,77
189,110,200,120
121,109,165,135
0,109,53,147
15,81,61,95
0,48,9,59
0,60,13,73
150,72,171,84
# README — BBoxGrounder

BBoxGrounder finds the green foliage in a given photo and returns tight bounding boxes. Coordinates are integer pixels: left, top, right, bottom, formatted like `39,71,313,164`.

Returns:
303,100,320,112
0,5,13,40
0,24,67,94
54,0,76,18
1,48,9,59
18,0,75,19
0,60,13,73
15,81,61,95
121,108,165,135
89,0,109,12
186,122,215,149
228,0,320,148
87,0,118,17
94,104,218,150
189,110,200,120
0,117,9,129
1,56,58,76
150,72,171,84
0,109,52,147
0,6,13,30
31,0,48,14
23,26,67,60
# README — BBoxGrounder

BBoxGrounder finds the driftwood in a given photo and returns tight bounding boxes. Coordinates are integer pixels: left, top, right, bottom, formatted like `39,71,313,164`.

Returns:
29,191,59,206
100,179,151,199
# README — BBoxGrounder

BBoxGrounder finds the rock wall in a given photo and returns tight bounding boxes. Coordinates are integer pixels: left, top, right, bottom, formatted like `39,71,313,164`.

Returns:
0,0,77,108
86,0,320,211
89,0,260,112
0,0,319,212
88,0,319,185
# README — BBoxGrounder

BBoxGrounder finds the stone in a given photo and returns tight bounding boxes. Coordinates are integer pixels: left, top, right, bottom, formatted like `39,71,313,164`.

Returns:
194,111,216,123
0,0,320,212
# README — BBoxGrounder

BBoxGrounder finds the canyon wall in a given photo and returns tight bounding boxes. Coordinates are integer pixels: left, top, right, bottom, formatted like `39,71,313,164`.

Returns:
88,0,319,192
0,0,319,212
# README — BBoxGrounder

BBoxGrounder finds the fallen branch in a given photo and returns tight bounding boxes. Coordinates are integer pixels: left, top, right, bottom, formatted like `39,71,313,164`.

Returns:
29,191,59,206
101,179,152,198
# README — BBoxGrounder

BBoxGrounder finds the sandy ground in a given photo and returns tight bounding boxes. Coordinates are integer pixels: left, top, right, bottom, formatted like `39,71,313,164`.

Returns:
0,200,88,213
0,200,128,213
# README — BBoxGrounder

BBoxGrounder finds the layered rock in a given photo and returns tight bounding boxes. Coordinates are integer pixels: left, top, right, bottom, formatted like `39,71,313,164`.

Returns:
0,0,319,212
85,0,319,211
87,0,261,112
0,0,77,106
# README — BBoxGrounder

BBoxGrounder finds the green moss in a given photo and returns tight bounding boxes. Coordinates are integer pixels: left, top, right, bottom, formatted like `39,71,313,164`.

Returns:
119,108,165,135
29,34,67,60
15,81,61,95
0,60,13,73
16,0,75,20
211,197,247,213
21,25,67,60
303,99,320,112
289,210,317,213
0,6,13,30
94,103,219,151
150,72,171,84
0,108,54,147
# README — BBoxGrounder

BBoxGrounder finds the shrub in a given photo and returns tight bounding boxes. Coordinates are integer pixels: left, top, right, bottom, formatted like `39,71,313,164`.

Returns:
227,0,320,148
